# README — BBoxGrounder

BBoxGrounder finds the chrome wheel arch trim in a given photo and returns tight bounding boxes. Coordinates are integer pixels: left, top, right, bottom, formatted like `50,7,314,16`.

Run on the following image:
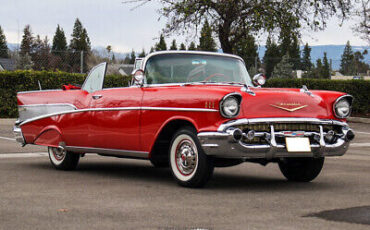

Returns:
18,106,219,126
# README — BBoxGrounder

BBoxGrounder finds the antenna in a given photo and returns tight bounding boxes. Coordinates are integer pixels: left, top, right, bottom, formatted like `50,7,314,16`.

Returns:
38,80,42,90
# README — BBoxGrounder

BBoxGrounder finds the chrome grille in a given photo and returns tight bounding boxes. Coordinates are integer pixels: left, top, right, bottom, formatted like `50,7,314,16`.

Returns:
235,123,337,133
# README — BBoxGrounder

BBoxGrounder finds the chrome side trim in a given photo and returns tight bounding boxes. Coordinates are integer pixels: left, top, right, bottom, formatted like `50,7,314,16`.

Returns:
218,118,348,132
64,146,148,159
17,89,62,94
18,103,77,122
19,106,218,126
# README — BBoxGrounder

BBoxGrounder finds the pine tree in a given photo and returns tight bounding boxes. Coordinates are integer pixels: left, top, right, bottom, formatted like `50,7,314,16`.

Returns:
51,25,67,55
188,42,196,50
315,58,323,78
32,35,51,70
278,28,301,70
272,54,293,78
233,33,258,69
263,36,280,78
179,43,186,50
322,52,331,79
139,49,146,57
340,41,355,75
198,20,216,52
20,25,34,56
149,47,155,53
301,43,312,71
0,26,9,58
69,18,91,72
130,50,136,64
155,34,167,51
170,39,177,50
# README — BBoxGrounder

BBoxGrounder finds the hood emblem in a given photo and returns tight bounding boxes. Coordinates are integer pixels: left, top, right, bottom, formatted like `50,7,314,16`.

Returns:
270,103,308,112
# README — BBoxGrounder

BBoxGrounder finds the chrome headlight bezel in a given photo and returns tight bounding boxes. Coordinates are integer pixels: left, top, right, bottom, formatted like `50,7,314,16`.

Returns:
333,95,353,119
219,93,242,118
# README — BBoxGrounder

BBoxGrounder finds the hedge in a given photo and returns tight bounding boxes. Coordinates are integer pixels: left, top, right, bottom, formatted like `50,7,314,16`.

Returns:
0,70,369,118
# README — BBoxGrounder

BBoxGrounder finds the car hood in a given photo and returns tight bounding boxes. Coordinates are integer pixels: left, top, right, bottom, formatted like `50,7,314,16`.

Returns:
181,85,347,120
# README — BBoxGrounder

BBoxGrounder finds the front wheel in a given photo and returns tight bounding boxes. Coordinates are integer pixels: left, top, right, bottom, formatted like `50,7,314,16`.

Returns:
278,157,324,182
48,147,80,170
169,127,214,188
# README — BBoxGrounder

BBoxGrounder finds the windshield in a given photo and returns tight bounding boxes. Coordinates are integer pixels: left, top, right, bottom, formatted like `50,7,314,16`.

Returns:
144,53,252,86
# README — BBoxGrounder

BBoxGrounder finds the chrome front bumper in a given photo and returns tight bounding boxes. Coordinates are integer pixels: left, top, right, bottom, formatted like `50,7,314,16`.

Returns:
197,118,354,159
13,123,26,146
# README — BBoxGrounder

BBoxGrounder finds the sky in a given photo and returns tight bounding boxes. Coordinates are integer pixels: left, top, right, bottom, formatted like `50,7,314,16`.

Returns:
0,0,368,53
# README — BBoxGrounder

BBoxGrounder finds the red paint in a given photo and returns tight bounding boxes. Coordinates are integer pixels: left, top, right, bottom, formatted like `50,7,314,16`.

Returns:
17,84,348,155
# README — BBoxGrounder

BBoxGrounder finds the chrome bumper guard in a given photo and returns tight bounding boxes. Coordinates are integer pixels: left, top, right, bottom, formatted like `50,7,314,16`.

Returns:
13,122,26,146
197,118,354,159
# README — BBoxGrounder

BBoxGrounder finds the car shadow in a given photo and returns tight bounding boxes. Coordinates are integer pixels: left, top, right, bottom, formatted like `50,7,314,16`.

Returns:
27,158,339,191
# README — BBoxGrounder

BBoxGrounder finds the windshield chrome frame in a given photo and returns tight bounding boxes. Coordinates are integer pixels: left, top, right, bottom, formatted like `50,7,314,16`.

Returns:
141,51,249,87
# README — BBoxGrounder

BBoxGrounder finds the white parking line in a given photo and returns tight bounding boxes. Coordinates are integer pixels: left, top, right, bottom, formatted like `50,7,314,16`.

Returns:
0,152,48,158
351,143,370,147
0,136,15,141
355,131,370,135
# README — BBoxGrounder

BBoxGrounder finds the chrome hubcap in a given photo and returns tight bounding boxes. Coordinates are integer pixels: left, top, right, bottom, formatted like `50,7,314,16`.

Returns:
175,140,197,175
52,147,66,161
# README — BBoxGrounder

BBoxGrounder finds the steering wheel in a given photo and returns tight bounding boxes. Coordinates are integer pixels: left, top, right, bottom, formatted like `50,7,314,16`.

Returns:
204,73,231,82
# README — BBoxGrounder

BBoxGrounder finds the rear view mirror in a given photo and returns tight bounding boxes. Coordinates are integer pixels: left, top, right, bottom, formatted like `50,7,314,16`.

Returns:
253,73,266,86
131,69,145,86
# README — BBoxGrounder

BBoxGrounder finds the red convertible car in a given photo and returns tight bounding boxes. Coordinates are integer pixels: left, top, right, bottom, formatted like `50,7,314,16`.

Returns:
14,51,355,187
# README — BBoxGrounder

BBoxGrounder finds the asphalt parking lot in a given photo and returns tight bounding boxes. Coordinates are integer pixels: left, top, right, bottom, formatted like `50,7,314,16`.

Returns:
0,119,369,230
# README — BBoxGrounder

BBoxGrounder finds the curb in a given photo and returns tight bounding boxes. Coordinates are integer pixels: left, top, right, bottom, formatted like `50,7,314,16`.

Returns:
347,117,370,124
1,117,370,125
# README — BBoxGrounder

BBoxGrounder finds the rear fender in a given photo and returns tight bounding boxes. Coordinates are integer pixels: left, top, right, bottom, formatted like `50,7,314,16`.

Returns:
34,125,63,147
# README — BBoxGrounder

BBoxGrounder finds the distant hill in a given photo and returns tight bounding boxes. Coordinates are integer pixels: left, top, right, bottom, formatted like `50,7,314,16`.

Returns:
7,43,369,70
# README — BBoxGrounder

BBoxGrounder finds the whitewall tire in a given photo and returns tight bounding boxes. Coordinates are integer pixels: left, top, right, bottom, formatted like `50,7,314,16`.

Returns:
48,147,80,170
169,127,214,187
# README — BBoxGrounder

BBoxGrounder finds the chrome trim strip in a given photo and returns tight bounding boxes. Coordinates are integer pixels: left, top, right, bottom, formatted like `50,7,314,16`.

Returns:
17,89,62,94
64,146,148,159
19,103,78,109
13,126,26,146
19,106,218,126
217,118,348,132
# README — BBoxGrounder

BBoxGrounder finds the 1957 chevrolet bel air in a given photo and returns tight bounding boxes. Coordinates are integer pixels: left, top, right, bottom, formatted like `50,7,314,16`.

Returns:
13,51,355,187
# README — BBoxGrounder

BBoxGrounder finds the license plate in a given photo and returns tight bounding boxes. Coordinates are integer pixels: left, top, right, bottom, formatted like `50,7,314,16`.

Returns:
285,137,311,152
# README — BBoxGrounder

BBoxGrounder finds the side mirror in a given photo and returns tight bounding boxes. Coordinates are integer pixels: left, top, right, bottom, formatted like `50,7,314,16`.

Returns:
253,73,266,86
131,69,145,86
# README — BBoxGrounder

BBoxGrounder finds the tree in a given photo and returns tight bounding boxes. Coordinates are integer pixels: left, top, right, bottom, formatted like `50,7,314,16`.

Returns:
52,25,67,55
198,20,216,52
130,50,136,64
141,0,352,54
139,49,146,57
353,0,370,44
301,43,312,71
0,26,9,58
315,58,323,78
149,46,155,53
233,33,258,69
69,18,91,72
32,35,51,70
353,50,370,74
340,41,355,75
263,36,280,78
170,39,177,50
188,42,196,51
155,34,167,51
321,52,331,79
179,43,186,50
278,27,301,69
272,54,293,78
20,25,34,56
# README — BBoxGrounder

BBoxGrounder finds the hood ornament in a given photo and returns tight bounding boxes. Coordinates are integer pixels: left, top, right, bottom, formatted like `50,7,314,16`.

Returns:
300,85,314,97
270,103,308,112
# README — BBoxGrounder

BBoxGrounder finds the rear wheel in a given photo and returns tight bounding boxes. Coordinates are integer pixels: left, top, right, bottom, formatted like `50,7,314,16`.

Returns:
48,147,80,170
278,157,324,182
169,127,214,188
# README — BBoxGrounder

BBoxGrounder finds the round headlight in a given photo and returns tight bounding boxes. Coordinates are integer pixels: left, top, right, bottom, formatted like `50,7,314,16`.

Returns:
334,96,352,118
220,94,241,118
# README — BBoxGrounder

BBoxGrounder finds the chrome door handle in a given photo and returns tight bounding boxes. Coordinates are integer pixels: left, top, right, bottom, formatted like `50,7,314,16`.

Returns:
92,95,103,99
